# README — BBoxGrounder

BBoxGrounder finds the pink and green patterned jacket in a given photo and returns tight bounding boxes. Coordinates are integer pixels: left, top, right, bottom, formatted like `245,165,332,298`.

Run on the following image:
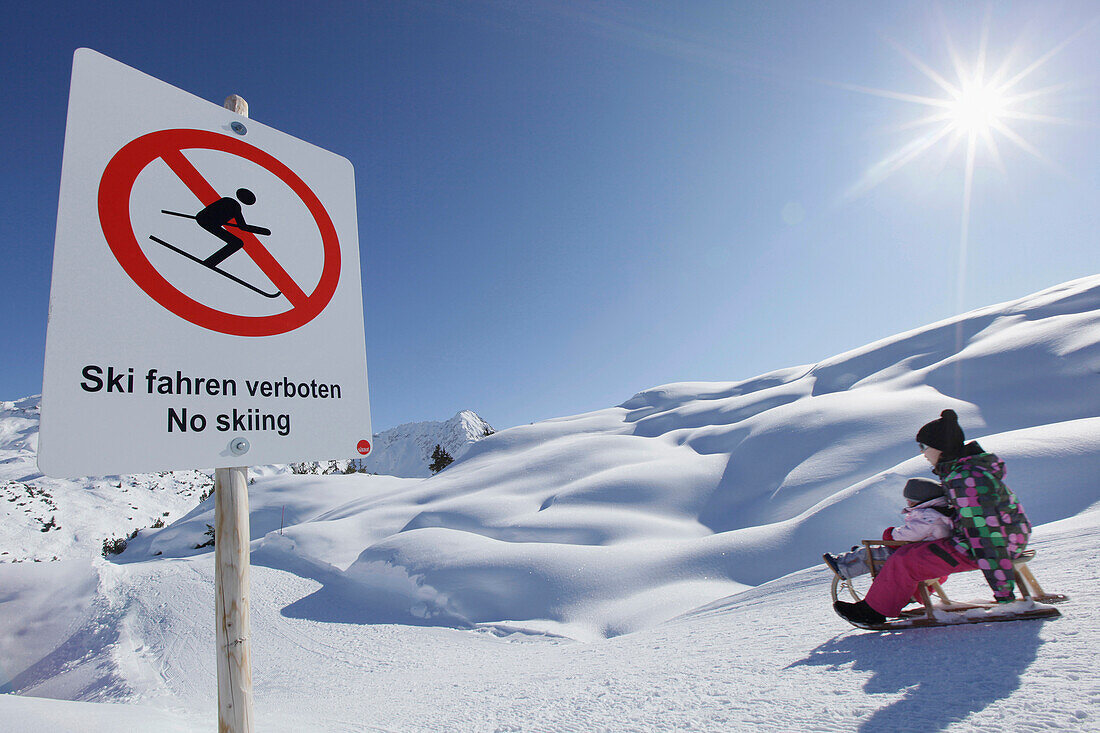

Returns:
935,442,1031,603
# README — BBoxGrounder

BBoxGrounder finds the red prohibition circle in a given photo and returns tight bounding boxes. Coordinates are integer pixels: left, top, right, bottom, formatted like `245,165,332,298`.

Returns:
357,440,372,455
98,128,341,337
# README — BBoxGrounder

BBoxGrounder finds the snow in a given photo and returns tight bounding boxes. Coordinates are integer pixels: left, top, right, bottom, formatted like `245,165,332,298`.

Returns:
0,402,491,561
4,513,1098,731
3,275,1100,730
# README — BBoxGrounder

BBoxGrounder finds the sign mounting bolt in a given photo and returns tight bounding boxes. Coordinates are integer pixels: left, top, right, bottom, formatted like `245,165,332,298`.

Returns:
229,437,250,456
230,121,247,135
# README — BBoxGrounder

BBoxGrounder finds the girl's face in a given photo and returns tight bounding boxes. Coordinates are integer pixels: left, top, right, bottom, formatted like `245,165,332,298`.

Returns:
920,443,942,466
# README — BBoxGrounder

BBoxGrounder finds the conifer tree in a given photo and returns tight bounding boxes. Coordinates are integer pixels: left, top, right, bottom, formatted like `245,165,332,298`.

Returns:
429,444,454,474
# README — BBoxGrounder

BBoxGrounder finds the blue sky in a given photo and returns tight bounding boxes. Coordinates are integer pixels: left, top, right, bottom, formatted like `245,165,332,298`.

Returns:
2,1,1098,432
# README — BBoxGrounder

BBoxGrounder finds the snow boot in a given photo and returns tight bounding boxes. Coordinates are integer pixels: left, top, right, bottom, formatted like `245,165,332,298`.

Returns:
822,553,842,577
833,599,887,626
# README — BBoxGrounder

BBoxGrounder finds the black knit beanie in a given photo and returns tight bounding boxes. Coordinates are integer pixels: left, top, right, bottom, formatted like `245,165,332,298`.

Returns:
916,409,965,454
903,477,944,503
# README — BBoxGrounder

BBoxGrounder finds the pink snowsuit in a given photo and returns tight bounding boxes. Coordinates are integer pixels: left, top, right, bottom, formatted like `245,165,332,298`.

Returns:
864,539,980,616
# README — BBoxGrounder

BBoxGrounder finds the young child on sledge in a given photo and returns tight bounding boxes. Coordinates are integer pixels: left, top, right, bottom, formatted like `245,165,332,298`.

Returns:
823,477,954,580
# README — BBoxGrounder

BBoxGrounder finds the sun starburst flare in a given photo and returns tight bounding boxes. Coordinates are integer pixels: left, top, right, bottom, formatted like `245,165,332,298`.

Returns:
840,18,1089,201
829,11,1096,393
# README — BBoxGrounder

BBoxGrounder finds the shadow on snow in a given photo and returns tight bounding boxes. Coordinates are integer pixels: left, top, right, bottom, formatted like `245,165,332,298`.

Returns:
787,620,1048,732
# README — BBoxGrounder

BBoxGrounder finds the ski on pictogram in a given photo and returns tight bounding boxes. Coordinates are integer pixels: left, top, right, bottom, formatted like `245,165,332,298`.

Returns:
148,234,282,298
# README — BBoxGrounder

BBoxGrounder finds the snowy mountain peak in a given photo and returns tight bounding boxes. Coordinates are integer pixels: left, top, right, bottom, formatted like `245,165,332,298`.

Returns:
357,410,495,478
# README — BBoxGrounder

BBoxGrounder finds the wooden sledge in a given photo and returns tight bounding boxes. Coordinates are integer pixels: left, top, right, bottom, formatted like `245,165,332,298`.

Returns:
830,540,1067,630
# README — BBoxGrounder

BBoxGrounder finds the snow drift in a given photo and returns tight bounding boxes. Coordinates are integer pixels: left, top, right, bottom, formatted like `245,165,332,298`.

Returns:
116,275,1100,639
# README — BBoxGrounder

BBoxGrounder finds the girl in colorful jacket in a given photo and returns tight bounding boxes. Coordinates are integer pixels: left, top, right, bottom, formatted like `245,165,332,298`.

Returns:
918,409,1032,601
834,409,1032,626
823,477,955,579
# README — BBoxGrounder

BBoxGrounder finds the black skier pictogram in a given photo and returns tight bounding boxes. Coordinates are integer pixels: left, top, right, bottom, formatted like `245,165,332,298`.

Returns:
150,188,281,298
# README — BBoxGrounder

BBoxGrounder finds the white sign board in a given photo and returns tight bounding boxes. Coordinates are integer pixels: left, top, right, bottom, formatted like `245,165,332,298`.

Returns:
39,48,372,476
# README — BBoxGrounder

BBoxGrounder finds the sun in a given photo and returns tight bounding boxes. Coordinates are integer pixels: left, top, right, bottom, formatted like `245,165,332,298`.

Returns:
946,78,1008,136
837,15,1085,200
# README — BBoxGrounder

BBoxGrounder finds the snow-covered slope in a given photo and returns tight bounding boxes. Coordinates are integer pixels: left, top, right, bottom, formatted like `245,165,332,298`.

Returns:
0,402,491,561
118,275,1100,639
0,396,216,562
4,510,1097,731
3,275,1100,730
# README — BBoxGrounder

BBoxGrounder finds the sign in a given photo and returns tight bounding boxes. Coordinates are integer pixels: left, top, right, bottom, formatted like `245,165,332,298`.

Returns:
39,49,372,476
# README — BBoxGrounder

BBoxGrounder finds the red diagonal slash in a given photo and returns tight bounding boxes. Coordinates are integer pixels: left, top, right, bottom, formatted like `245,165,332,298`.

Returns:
160,148,309,307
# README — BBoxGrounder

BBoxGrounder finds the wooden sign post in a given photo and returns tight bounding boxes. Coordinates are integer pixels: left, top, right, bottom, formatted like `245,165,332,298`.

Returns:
215,464,253,732
214,95,254,733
